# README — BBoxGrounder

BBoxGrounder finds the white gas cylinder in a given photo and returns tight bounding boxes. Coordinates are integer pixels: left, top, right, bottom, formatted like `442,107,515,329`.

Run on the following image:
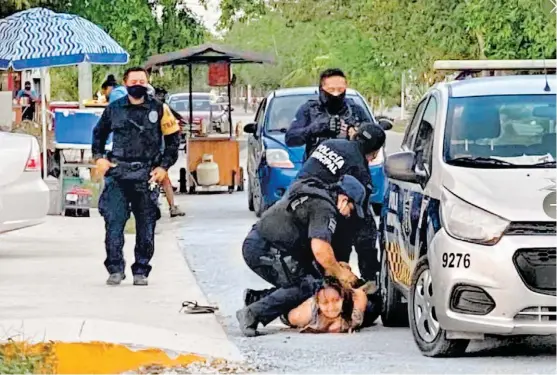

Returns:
196,154,220,186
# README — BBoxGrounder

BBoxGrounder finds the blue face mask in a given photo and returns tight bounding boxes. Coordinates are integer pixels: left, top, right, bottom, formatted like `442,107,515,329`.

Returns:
126,85,147,99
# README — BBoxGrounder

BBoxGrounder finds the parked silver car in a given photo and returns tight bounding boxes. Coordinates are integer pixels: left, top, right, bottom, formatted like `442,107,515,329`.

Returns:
0,132,49,233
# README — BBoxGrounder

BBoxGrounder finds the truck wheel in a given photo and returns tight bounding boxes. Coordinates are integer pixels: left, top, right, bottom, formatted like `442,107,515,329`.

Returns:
409,256,469,357
379,241,409,327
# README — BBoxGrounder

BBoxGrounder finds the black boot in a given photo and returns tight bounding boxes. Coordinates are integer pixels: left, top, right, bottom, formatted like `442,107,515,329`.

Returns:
236,307,259,337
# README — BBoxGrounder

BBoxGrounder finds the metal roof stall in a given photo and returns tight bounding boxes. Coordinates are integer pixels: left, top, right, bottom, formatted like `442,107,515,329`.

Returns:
145,44,275,193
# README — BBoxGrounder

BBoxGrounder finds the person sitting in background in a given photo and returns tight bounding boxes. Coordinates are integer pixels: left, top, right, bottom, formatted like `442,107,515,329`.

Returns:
150,85,185,218
102,74,128,104
17,81,38,121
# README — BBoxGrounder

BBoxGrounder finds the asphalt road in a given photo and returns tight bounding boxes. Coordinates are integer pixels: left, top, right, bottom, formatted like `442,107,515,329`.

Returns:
175,130,556,373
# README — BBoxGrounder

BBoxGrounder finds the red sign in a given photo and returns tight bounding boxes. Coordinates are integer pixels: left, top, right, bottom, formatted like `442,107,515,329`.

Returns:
208,62,230,86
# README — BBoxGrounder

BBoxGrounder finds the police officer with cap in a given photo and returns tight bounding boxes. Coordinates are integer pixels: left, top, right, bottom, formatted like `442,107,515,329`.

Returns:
296,122,386,284
92,67,181,286
236,175,367,337
285,68,372,159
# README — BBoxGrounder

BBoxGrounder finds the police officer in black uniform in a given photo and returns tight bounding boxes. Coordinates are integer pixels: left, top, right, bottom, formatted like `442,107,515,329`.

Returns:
285,68,372,159
92,67,181,286
236,175,367,337
296,123,386,283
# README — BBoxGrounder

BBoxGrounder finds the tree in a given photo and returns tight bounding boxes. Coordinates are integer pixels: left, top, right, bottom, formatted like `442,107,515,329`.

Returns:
215,0,556,104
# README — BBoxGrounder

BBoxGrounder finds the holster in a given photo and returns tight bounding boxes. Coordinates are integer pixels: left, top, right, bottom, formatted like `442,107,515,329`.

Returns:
258,247,303,286
107,161,152,182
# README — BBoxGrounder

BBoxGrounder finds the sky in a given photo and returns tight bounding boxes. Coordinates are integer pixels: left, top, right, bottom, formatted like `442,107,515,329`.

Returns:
182,0,221,34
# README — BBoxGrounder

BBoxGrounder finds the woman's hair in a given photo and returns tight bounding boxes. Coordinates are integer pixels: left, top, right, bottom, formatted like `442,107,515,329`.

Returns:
317,276,355,323
101,74,118,89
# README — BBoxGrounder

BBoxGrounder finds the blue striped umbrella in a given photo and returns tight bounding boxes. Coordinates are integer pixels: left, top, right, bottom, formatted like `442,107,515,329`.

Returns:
0,7,129,70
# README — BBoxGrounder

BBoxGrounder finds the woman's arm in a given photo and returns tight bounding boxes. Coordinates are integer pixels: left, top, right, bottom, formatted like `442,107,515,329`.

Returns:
349,288,368,330
287,298,315,328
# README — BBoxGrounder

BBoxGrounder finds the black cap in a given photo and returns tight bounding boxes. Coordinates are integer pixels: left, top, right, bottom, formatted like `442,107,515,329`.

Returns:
337,175,367,218
355,122,386,154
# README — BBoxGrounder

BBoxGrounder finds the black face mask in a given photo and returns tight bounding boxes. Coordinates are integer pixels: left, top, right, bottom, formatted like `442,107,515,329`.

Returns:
126,85,147,99
24,86,31,90
319,87,346,113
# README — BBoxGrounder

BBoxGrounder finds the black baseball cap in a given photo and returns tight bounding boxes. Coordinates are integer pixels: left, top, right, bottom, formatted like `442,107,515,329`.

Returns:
356,122,386,154
337,175,367,218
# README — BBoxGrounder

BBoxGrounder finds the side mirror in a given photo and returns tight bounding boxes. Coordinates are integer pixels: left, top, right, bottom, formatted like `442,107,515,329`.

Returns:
378,118,394,131
385,151,421,183
243,123,257,134
229,106,235,112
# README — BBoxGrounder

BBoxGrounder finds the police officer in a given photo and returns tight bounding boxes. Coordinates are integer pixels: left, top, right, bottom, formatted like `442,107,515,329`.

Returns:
92,67,181,286
236,175,367,337
296,123,386,283
285,68,372,159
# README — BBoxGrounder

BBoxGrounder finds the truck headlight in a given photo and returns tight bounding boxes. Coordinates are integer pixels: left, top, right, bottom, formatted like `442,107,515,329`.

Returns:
265,149,294,168
369,147,385,166
441,188,509,245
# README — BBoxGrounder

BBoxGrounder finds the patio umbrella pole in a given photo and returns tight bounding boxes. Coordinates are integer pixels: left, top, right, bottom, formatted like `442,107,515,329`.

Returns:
40,67,48,179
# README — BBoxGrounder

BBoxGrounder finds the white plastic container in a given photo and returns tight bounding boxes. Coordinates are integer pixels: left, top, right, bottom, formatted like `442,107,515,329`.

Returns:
196,154,220,186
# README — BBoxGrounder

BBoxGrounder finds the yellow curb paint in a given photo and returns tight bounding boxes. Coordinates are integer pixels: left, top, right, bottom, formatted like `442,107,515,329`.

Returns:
1,341,206,374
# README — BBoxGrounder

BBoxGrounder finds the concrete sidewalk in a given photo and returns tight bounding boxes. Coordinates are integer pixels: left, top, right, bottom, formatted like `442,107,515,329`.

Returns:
0,210,243,363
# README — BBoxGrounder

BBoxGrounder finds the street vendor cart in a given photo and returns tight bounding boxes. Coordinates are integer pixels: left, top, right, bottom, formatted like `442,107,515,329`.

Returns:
145,44,275,194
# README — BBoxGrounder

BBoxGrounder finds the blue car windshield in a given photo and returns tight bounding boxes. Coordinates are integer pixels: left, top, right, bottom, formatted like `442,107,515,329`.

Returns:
444,94,556,167
265,94,372,132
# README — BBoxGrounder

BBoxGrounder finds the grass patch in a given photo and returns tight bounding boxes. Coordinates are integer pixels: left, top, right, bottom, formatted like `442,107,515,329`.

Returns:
392,120,407,133
0,341,55,374
125,215,136,234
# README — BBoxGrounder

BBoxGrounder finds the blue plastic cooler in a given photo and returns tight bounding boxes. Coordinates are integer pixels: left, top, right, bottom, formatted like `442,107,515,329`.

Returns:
54,109,112,147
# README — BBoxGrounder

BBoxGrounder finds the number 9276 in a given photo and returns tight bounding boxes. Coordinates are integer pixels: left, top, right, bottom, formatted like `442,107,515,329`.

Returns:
442,253,470,268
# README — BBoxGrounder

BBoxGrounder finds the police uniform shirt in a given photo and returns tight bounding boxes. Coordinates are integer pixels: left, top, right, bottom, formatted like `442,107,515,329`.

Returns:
256,190,338,265
92,95,181,170
296,139,372,193
285,98,371,156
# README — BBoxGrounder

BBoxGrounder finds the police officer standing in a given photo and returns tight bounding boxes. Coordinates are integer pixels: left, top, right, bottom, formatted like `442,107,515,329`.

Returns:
237,175,367,337
92,67,181,286
296,123,386,284
285,68,371,158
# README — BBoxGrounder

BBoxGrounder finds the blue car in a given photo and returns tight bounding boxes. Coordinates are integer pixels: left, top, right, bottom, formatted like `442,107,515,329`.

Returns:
244,87,392,217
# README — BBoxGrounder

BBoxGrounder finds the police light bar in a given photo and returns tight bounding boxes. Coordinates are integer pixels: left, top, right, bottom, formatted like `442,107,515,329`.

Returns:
433,60,557,71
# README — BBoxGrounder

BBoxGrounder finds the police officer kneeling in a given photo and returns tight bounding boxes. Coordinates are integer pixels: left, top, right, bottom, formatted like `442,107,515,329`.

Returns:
92,67,181,286
296,123,386,284
237,175,367,337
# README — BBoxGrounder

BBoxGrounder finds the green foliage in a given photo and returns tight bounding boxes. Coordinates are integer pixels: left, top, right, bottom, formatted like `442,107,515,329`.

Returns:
216,0,556,103
0,342,53,375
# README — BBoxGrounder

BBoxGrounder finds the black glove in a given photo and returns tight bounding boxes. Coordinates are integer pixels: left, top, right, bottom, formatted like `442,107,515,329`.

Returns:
308,117,331,136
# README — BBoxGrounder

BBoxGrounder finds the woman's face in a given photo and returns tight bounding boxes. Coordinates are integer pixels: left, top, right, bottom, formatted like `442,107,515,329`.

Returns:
317,287,344,319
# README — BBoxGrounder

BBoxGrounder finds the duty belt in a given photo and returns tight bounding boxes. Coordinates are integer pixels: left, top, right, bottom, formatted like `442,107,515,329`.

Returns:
110,159,153,168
